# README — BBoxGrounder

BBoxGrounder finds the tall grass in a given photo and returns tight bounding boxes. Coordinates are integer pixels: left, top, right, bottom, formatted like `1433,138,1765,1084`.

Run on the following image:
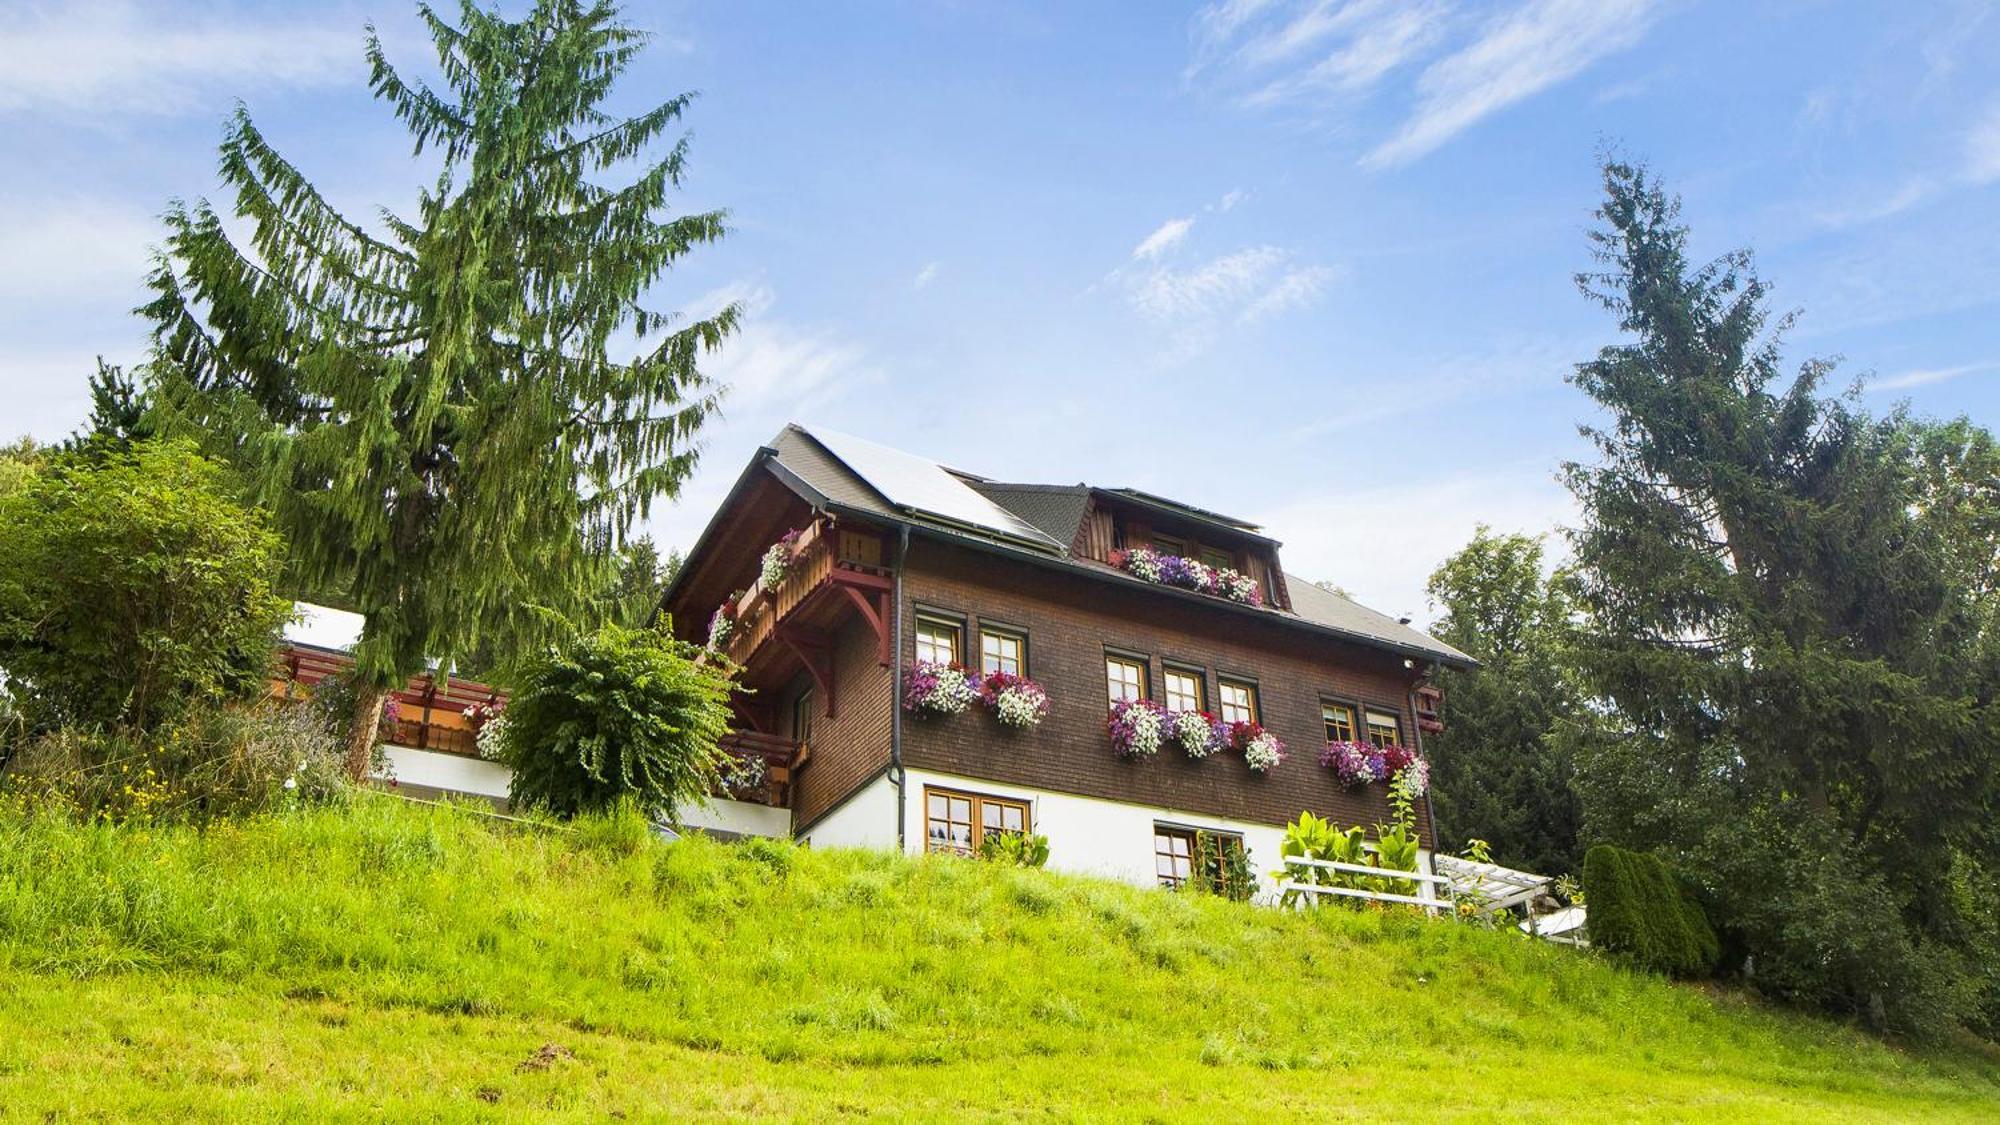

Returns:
1,795,1996,1119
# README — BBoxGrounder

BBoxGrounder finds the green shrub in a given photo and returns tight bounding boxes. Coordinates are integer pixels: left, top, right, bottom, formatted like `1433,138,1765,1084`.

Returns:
500,624,735,822
978,831,1050,868
0,440,290,732
1,703,347,822
1583,844,1719,978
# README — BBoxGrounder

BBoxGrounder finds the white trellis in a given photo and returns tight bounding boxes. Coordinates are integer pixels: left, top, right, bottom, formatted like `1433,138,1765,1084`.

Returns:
1433,855,1588,943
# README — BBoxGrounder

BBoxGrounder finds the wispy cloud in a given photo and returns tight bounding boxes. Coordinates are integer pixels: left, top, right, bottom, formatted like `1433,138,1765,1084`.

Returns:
1100,207,1334,359
0,198,156,299
0,1,358,115
1870,362,1996,392
1214,188,1250,212
1966,103,2000,183
683,281,876,416
1364,0,1658,168
1131,216,1196,261
1238,264,1336,323
1188,0,1662,168
912,262,941,289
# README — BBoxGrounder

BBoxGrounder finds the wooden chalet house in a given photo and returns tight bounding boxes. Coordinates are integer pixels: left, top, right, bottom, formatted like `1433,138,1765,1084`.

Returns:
661,424,1475,888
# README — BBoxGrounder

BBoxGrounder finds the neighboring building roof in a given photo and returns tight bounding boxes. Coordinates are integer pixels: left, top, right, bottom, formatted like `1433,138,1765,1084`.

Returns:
285,602,364,653
749,423,1474,668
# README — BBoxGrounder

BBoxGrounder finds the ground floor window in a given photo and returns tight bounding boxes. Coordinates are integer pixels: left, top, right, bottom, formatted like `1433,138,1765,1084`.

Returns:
1153,825,1250,899
925,787,1030,857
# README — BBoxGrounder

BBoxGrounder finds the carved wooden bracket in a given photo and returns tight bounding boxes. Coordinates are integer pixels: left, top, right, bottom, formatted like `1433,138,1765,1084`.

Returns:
777,625,838,719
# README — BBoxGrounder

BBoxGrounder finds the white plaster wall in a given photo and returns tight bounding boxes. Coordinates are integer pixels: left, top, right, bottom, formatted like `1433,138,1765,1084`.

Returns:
380,744,513,800
681,796,792,839
800,771,900,850
900,767,1434,894
377,745,793,839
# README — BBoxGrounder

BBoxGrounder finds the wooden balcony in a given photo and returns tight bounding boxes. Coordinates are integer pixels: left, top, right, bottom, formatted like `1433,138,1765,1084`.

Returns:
1416,684,1445,734
718,730,809,808
720,517,893,720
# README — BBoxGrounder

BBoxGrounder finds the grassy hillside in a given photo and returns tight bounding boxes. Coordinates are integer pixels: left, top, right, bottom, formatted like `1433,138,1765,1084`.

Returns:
1,796,1995,1121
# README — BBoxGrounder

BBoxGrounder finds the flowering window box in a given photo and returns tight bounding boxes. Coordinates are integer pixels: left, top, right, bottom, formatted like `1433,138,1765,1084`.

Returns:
978,671,1049,729
1321,740,1429,795
1108,697,1169,759
1108,547,1263,607
1227,720,1285,773
903,661,978,716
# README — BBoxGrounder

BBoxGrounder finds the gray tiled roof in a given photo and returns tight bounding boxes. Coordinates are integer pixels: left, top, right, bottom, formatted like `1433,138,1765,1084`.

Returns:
963,482,1091,548
763,423,1474,667
1285,574,1474,667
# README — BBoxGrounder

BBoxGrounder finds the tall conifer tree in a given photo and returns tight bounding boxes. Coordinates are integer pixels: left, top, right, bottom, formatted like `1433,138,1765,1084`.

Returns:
141,1,735,774
1562,159,2000,1032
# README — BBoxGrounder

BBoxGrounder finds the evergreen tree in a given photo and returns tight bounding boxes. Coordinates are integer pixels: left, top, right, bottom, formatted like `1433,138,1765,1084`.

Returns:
1560,158,2000,1034
66,359,151,452
1424,527,1583,875
139,1,737,775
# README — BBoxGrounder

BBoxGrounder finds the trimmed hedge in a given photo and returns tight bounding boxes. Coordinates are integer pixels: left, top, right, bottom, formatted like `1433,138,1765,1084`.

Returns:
1583,844,1719,978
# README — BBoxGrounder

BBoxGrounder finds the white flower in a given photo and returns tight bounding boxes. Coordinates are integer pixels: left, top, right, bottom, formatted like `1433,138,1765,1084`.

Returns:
1241,730,1283,773
1171,710,1217,758
758,541,792,592
994,686,1046,728
475,714,510,761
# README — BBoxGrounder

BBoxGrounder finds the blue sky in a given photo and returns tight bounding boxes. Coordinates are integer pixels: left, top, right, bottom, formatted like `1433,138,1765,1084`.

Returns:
3,1,1996,620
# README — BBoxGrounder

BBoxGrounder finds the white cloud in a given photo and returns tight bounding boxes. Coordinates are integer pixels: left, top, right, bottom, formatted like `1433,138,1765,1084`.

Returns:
1363,0,1658,168
1215,188,1250,212
1870,362,1996,392
1126,244,1289,319
0,199,157,299
1966,104,2000,184
1189,0,1661,168
1131,216,1196,261
1238,264,1336,323
685,281,876,417
912,262,941,289
0,1,358,115
1258,462,1577,627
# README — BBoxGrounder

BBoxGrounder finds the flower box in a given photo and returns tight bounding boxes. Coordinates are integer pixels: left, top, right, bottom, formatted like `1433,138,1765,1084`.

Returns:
977,671,1049,729
1107,547,1263,607
903,660,978,716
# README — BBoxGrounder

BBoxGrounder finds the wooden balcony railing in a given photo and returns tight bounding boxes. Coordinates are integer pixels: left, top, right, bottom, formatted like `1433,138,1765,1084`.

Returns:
718,730,808,807
723,518,887,667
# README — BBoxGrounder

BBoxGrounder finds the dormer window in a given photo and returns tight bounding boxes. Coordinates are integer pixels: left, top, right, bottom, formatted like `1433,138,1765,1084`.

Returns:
1151,534,1185,556
1198,546,1232,571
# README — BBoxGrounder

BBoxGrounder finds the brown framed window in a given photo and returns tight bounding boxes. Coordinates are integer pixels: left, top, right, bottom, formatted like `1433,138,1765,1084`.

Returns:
915,615,961,666
792,688,816,746
979,626,1026,677
1322,701,1356,743
1154,825,1247,890
1199,546,1233,572
1106,652,1148,705
1151,534,1185,557
1366,709,1402,748
1217,677,1260,726
1162,665,1206,713
925,787,1030,857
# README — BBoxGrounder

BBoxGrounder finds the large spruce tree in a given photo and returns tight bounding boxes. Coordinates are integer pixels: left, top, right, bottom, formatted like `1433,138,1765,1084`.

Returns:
141,0,735,774
1561,159,2000,1034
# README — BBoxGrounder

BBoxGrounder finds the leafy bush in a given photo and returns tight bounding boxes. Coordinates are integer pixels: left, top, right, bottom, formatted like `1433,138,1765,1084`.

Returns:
0,440,291,732
1583,844,1718,978
500,624,735,821
1,702,347,822
978,831,1050,868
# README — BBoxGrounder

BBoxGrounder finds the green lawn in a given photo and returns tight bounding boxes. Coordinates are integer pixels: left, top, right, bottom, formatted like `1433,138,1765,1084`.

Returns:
1,796,1995,1121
